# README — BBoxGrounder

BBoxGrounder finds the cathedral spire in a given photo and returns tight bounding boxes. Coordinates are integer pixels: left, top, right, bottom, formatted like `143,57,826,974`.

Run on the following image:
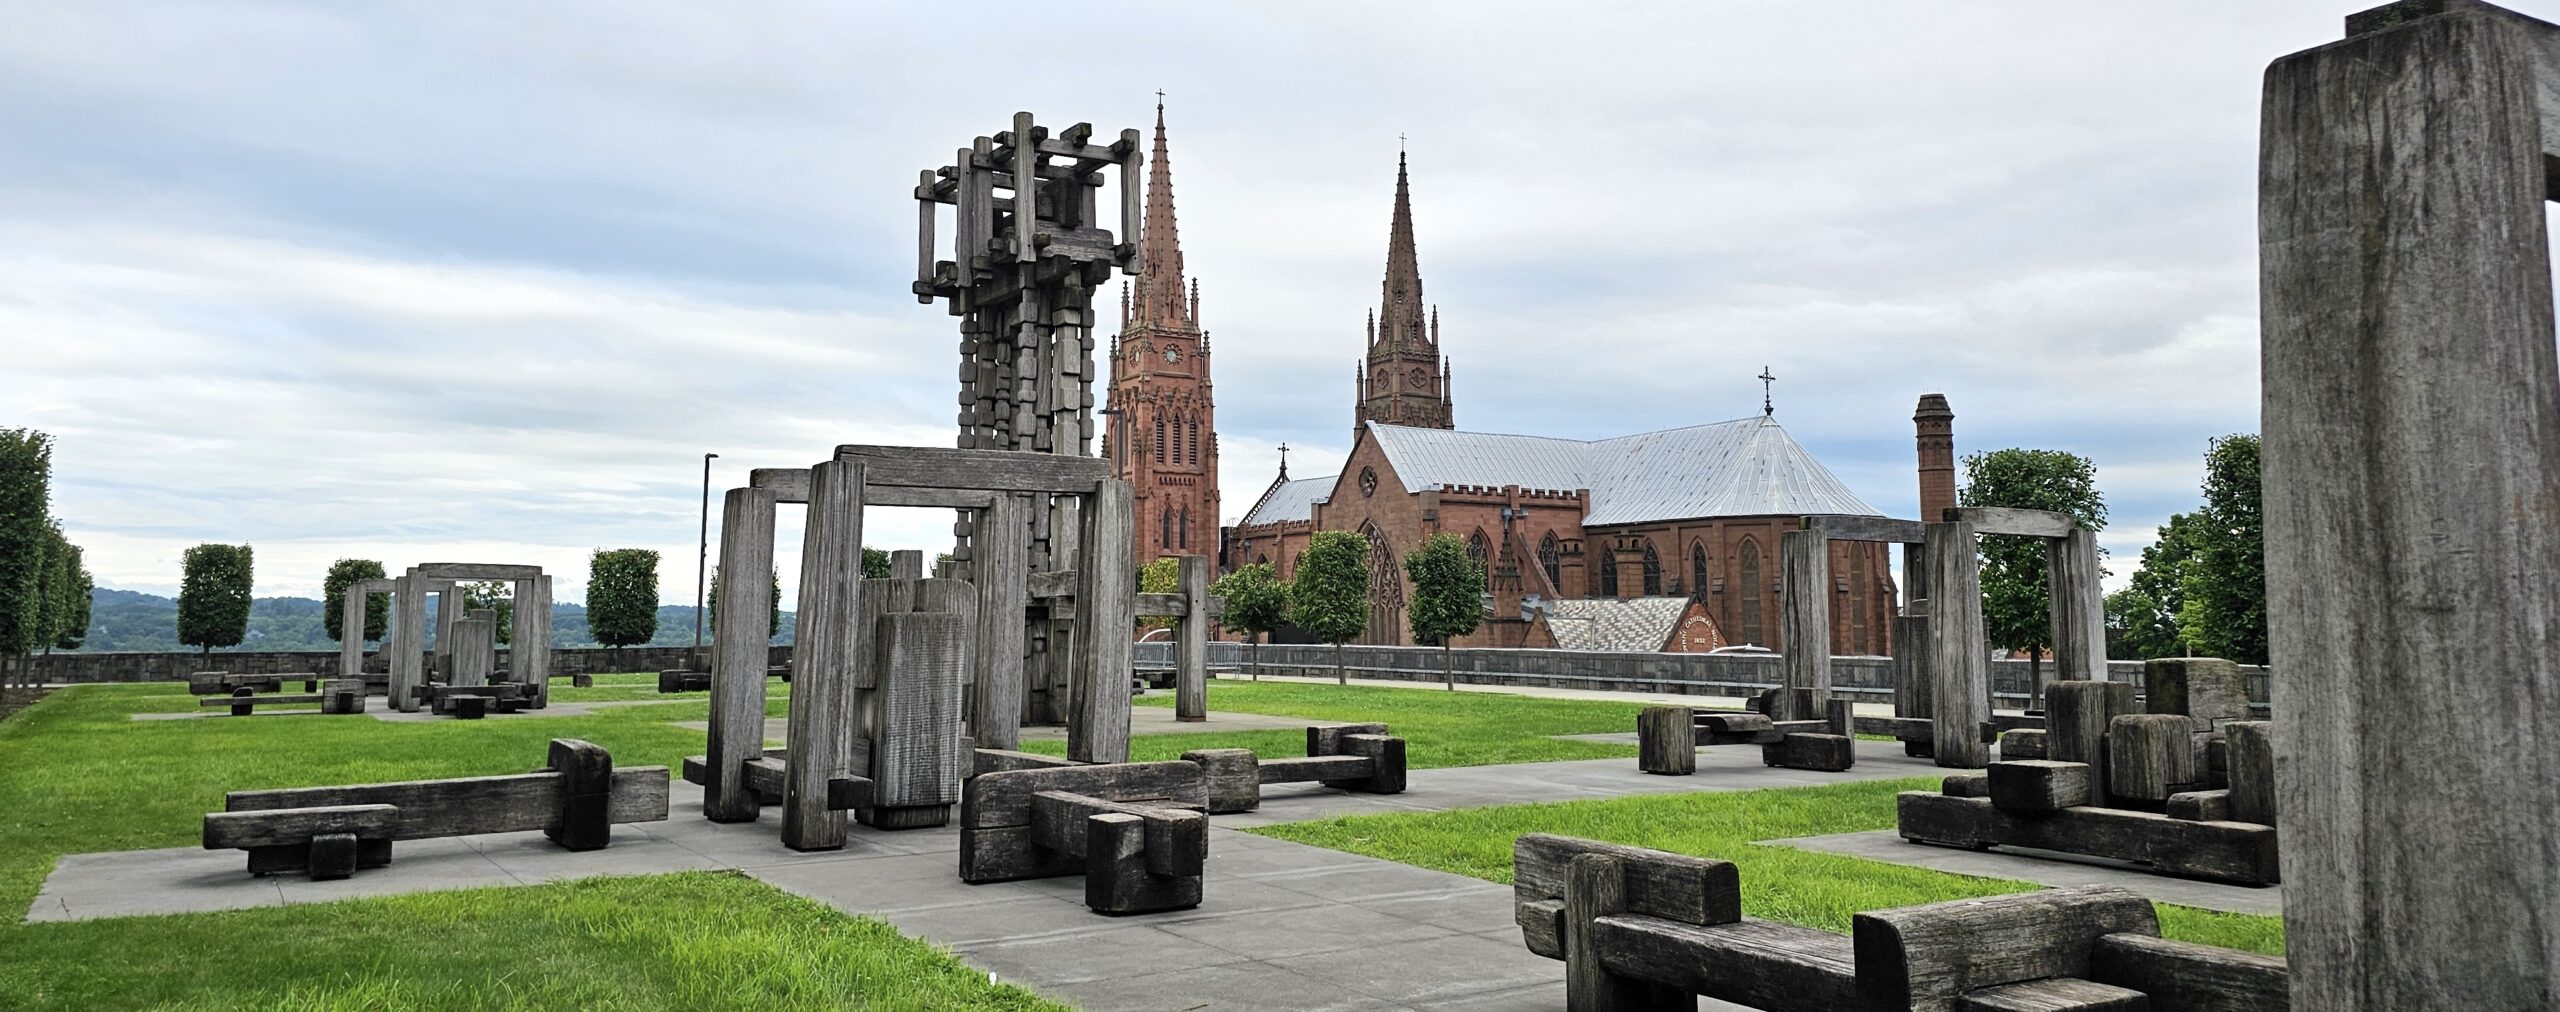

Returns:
1379,150,1425,352
1356,147,1454,440
1132,95,1189,329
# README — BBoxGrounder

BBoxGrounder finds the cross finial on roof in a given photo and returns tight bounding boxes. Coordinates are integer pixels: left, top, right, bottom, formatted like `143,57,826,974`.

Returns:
1759,366,1776,417
1277,442,1290,479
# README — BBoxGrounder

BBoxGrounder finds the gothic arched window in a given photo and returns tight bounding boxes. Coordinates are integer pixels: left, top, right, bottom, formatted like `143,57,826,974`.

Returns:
1178,507,1190,549
1467,530,1490,573
1690,541,1709,602
1738,538,1764,647
1188,419,1200,464
1160,503,1173,550
1539,532,1561,590
1641,541,1663,596
1154,416,1167,464
1598,548,1620,598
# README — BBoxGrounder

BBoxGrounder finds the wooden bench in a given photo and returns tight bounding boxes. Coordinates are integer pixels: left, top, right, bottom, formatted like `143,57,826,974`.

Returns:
1180,723,1407,814
412,680,536,716
1514,833,2288,1010
1637,703,1856,775
187,672,320,696
680,745,878,814
202,738,669,880
199,679,367,716
959,760,1208,914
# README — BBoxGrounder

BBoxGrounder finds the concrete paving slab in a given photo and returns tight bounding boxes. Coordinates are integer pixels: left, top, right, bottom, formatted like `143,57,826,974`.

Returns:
1041,957,1396,1012
28,848,282,922
1154,899,1458,960
951,921,1259,984
465,824,725,884
1764,829,2284,916
1268,930,1565,1006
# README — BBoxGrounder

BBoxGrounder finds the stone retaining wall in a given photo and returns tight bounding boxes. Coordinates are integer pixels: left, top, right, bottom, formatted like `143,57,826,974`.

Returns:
27,645,794,684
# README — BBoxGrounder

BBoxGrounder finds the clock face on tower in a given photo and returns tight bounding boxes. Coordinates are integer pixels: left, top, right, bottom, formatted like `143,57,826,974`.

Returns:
1163,345,1181,364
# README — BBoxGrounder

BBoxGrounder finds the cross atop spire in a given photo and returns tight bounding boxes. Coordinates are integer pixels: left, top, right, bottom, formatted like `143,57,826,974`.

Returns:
1131,93,1190,330
1277,442,1290,479
1759,366,1777,417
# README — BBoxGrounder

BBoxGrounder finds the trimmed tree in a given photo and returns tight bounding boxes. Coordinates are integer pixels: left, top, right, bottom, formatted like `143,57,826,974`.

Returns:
1957,448,2107,704
1290,530,1369,685
177,543,256,655
1137,557,1180,630
321,559,390,645
2180,434,2266,664
2111,512,2200,659
0,429,53,685
587,548,661,660
31,524,66,657
1211,563,1289,680
461,580,513,645
860,547,891,580
1404,532,1486,690
54,550,90,652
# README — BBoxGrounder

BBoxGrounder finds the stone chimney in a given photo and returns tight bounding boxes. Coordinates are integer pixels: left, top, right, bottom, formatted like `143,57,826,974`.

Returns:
1914,394,1956,523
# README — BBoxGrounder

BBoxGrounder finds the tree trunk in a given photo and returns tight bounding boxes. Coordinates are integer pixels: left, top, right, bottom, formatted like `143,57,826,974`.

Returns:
1443,642,1454,691
1249,634,1260,681
1334,641,1346,686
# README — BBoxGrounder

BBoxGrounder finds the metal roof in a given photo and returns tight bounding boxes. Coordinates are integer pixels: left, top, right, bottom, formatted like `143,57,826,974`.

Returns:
1366,416,1881,525
1543,597,1690,652
1240,475,1333,526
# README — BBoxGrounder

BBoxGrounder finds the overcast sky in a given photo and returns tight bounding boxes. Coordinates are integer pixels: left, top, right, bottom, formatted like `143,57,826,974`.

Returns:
2,1,2465,604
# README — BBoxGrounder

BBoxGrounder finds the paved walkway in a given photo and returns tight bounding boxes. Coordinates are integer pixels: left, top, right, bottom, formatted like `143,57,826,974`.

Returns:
1763,830,2282,916
669,705,1348,745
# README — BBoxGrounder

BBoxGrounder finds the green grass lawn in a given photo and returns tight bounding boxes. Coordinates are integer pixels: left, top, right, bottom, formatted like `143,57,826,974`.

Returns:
1254,777,2286,956
1015,679,1648,768
0,871,1064,1011
0,682,1056,1012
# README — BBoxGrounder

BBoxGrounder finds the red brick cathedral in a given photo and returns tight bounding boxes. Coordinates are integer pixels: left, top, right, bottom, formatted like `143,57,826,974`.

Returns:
1104,101,1220,573
1228,153,1919,657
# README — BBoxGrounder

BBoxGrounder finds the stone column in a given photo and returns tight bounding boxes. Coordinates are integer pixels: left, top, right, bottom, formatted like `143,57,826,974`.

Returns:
2264,7,2560,1004
1922,521,1988,768
1776,530,1831,721
706,486,776,823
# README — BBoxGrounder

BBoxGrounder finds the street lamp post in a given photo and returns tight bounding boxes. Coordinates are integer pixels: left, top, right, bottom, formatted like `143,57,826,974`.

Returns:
694,452,719,672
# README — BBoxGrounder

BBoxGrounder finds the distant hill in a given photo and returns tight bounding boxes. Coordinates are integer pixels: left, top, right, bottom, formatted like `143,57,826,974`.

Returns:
66,588,795,653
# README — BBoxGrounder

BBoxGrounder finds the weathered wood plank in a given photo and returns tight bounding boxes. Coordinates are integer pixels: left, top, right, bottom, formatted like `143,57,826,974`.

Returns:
1637,706,1697,775
1255,755,1371,784
2089,932,2290,1011
1945,507,2075,538
1069,480,1135,763
1512,833,1742,927
1988,760,2094,814
1590,915,1857,1011
969,494,1029,750
1777,530,1831,721
1801,515,1928,544
1955,977,2148,1012
1173,555,1209,722
2262,10,2560,1005
705,486,777,822
749,467,810,503
834,444,1111,493
781,459,861,851
2106,714,2199,801
203,804,402,849
1853,885,2157,1012
1925,521,1992,767
2045,529,2107,690
411,562,544,582
2224,721,2277,826
960,760,1202,830
1897,792,2280,885
221,768,668,841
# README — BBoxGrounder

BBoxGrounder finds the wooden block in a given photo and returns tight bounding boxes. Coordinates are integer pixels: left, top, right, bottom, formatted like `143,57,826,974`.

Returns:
971,748,1084,775
1082,811,1202,914
451,695,488,720
203,804,403,850
223,764,668,842
1704,711,1783,745
1308,722,1391,756
957,824,1078,883
1956,977,2150,1011
1898,792,2280,885
1762,733,1854,772
1561,853,1696,1011
1512,833,1741,928
544,738,613,851
1589,915,1855,1011
2045,681,2138,798
1942,773,1991,798
1180,747,1259,814
960,761,1203,830
1988,760,2095,814
1825,697,1855,739
1327,734,1405,793
2143,657,2251,728
2166,790,2231,822
1516,896,1565,959
2222,721,2276,826
1853,885,2158,1010
1999,729,2049,760
2107,715,2199,801
305,832,360,881
1638,706,1697,775
1257,755,1371,784
2089,932,2288,1011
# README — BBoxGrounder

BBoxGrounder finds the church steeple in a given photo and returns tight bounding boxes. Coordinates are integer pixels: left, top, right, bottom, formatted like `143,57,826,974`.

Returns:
1104,96,1219,574
1355,147,1454,442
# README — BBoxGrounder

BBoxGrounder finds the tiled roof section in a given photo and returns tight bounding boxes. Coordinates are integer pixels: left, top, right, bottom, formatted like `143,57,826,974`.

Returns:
1544,597,1689,652
1365,416,1881,525
1241,476,1332,526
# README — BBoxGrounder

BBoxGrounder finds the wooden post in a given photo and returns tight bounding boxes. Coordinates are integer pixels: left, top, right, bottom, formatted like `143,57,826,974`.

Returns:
1890,614,1933,757
2263,4,2560,1006
432,585,459,682
513,574,551,706
391,573,426,713
971,493,1028,748
338,584,366,680
1924,521,1989,768
782,460,863,851
449,613,494,688
705,486,775,823
1070,479,1135,763
2046,528,2107,690
1777,530,1831,722
1174,554,1209,722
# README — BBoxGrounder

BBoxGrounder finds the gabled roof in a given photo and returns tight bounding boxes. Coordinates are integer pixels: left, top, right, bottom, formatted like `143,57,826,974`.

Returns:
1241,475,1332,526
1366,416,1881,525
1543,597,1689,652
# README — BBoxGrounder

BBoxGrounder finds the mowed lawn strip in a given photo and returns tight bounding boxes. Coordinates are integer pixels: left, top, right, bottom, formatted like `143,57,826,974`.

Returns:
1251,777,2286,956
1015,679,1648,768
0,871,1065,1012
0,682,735,916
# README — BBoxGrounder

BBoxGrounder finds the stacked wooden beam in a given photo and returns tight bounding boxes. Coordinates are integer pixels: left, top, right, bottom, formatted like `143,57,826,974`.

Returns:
197,678,367,716
958,760,1208,915
1897,669,2281,886
1513,833,2287,1010
187,672,319,696
1635,700,1855,775
202,739,668,880
1180,723,1407,814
